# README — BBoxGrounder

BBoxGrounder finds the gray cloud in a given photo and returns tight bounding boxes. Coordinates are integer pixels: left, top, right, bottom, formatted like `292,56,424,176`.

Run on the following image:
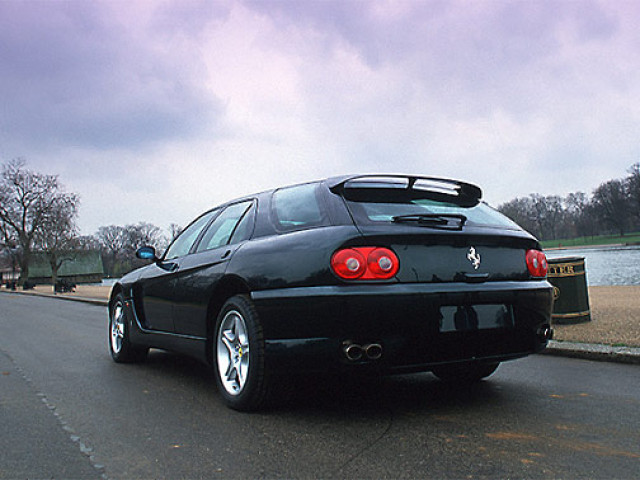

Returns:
1,0,638,234
151,0,233,35
0,1,222,152
243,0,621,116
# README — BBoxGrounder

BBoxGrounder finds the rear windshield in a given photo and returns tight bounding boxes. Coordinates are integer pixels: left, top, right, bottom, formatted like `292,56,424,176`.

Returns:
344,197,519,229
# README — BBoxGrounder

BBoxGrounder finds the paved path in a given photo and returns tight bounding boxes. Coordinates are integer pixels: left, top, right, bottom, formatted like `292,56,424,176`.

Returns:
1,294,640,479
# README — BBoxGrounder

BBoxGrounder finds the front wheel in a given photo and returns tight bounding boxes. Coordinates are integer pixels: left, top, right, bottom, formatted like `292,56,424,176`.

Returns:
431,362,499,383
214,295,271,411
109,293,148,363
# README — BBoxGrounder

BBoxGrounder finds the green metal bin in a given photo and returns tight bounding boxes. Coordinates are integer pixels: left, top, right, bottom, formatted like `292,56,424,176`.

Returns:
547,256,591,324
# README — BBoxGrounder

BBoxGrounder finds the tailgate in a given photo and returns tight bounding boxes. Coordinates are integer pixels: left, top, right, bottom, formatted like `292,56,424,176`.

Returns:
357,227,536,283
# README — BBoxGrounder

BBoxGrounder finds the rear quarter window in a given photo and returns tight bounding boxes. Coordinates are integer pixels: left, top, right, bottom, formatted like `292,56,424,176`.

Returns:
271,183,329,232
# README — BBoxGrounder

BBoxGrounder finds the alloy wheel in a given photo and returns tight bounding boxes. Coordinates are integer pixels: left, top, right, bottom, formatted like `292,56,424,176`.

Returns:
110,301,125,354
217,310,250,396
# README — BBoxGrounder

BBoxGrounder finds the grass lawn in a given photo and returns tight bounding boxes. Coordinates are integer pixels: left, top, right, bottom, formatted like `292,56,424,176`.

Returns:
541,232,640,249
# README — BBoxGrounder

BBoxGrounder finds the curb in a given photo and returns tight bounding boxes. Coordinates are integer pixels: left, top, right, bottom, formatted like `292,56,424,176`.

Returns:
1,289,109,307
541,340,640,365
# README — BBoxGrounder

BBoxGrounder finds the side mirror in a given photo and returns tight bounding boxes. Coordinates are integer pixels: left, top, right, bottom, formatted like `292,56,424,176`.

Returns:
136,246,158,262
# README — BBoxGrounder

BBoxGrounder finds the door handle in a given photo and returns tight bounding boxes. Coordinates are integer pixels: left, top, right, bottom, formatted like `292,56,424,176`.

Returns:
221,250,232,260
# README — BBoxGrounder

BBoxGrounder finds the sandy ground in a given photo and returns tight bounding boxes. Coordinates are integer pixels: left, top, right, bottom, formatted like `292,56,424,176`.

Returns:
553,286,640,347
8,284,640,348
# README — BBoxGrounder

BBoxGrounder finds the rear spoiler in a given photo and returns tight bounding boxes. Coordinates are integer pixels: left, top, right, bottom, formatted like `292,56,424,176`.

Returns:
327,175,482,207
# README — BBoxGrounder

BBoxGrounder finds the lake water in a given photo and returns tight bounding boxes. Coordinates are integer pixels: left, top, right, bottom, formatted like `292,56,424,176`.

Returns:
546,245,640,286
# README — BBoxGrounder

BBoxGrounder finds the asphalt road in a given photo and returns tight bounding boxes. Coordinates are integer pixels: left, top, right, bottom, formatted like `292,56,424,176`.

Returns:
1,293,639,479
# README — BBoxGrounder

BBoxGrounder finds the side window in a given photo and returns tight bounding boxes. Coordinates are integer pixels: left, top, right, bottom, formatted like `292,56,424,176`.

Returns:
196,201,254,253
229,203,255,244
272,183,327,231
164,210,216,260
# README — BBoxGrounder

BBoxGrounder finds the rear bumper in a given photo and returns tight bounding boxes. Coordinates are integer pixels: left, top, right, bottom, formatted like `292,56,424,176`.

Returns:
251,281,554,373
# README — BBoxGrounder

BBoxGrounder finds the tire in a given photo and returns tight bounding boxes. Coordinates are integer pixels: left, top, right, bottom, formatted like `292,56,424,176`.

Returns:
431,362,499,383
213,295,271,411
109,293,148,363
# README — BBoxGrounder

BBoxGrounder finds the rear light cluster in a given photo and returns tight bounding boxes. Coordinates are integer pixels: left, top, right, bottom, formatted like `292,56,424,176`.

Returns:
526,249,548,278
331,247,400,280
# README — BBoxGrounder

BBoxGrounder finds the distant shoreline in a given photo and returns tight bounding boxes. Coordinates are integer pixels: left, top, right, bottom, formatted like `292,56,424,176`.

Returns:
541,232,640,250
545,243,631,251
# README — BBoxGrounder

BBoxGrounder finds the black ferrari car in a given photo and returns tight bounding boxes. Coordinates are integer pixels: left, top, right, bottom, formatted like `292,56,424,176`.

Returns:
108,175,553,411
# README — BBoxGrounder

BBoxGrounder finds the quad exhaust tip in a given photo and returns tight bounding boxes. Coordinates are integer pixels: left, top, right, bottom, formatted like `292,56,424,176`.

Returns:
364,343,383,360
342,341,383,361
343,343,363,361
537,325,554,341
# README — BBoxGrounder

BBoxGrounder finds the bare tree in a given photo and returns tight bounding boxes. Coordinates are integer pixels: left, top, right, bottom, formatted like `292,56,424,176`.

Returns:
0,221,21,284
628,163,640,227
499,164,640,241
592,179,631,236
33,194,80,290
565,192,597,238
0,159,79,284
126,222,166,253
0,220,17,254
498,197,539,237
530,194,565,241
75,234,102,250
169,223,183,243
96,222,166,276
96,225,129,276
97,225,129,254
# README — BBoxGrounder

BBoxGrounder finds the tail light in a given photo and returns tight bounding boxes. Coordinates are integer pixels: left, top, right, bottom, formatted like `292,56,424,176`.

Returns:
331,247,399,280
526,249,548,278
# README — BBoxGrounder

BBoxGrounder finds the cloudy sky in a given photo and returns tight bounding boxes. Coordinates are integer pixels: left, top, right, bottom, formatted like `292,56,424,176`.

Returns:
1,0,639,235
